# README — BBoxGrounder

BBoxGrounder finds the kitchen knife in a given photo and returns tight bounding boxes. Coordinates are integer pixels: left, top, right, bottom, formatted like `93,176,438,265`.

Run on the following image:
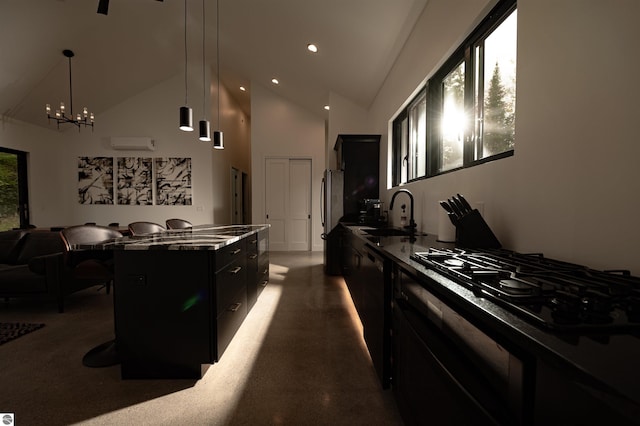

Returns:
439,200,454,214
448,198,464,218
439,200,458,225
450,197,468,217
456,193,473,213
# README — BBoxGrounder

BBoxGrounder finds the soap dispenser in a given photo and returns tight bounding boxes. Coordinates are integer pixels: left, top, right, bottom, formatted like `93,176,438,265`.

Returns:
400,204,407,227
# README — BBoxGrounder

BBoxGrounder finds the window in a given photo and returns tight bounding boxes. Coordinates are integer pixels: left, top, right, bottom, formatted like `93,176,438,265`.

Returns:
392,0,516,185
473,8,517,160
441,61,465,172
409,90,427,179
393,88,426,185
0,147,29,230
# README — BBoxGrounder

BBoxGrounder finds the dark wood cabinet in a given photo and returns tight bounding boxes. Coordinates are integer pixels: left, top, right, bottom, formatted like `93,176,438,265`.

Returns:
342,228,391,388
115,249,213,379
257,228,269,299
339,225,636,424
392,297,496,425
246,234,259,309
214,239,248,360
392,267,525,425
534,359,636,425
114,231,267,379
334,134,380,222
246,228,269,308
360,244,391,389
342,229,363,313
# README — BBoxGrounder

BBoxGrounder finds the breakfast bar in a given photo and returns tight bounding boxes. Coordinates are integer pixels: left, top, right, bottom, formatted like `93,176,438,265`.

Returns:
85,224,269,379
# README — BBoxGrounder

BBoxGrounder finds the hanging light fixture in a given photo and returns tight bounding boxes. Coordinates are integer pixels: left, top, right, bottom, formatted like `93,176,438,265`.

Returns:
213,0,224,149
198,0,211,142
97,0,109,15
179,0,193,131
97,0,164,15
46,50,94,131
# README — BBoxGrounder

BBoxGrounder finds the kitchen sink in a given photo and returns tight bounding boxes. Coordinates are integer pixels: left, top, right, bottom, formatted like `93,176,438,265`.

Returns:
363,228,423,237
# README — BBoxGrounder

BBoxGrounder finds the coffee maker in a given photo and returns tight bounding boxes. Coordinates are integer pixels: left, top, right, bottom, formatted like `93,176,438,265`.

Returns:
358,198,386,225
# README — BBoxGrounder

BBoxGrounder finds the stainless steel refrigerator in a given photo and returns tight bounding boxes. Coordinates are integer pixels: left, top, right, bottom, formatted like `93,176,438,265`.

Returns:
321,169,343,275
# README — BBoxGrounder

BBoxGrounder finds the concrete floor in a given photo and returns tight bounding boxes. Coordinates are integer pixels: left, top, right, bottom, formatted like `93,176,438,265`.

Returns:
0,251,403,425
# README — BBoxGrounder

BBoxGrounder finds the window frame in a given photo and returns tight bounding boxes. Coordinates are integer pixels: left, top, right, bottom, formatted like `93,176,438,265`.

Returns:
0,147,30,229
392,0,516,186
392,86,428,187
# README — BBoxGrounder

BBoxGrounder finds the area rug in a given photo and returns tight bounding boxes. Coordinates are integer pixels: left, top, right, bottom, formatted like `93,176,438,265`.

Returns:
0,322,45,346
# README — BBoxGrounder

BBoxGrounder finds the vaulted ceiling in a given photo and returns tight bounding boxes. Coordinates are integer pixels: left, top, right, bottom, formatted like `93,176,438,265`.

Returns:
0,0,427,127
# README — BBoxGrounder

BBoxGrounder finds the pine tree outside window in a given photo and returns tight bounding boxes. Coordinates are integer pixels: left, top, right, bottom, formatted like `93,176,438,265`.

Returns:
473,9,517,160
391,0,516,186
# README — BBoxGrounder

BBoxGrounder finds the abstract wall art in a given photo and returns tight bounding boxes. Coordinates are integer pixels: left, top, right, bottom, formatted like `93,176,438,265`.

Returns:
78,156,114,204
117,157,153,205
155,157,192,205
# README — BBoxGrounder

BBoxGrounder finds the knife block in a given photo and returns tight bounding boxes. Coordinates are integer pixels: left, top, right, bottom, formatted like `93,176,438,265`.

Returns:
455,209,501,249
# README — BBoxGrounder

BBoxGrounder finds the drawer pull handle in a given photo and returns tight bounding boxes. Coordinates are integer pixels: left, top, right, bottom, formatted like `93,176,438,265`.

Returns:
249,254,258,259
260,280,268,287
228,302,242,312
231,248,242,255
262,268,269,274
250,239,258,244
230,266,242,274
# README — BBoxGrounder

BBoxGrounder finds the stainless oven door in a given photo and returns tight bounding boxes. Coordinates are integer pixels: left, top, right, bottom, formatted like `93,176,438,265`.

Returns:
392,268,527,425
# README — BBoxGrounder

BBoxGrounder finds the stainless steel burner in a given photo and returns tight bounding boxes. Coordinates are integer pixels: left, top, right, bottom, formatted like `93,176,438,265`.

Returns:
410,248,640,332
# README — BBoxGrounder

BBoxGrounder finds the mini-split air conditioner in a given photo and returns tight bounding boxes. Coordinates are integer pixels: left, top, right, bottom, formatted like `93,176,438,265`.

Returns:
110,137,156,151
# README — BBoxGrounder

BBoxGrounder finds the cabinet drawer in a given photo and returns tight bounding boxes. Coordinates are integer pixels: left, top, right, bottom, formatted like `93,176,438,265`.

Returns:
215,240,245,272
258,229,269,255
216,259,246,313
247,251,259,267
246,235,259,255
258,260,269,286
215,286,248,360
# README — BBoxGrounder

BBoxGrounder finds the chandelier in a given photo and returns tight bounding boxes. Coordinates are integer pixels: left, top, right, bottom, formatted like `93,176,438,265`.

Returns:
46,49,94,131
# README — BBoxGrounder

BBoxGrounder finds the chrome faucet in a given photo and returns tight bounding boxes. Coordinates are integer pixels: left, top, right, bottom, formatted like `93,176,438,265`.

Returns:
390,189,416,231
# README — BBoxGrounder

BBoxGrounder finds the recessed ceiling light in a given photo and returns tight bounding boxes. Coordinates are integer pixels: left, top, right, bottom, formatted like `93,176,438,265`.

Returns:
324,105,330,111
271,78,279,85
307,43,318,53
239,86,246,92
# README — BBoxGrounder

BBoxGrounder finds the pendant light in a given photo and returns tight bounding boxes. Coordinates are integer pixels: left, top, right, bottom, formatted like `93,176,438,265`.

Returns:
198,0,211,141
179,0,193,132
46,50,94,131
213,0,224,149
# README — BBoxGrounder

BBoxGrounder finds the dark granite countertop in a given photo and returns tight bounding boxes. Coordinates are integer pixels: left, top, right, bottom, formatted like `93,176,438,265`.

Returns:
74,224,269,251
343,225,640,413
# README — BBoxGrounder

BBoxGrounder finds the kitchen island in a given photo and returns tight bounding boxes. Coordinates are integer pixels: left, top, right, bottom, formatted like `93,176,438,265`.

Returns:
86,224,269,379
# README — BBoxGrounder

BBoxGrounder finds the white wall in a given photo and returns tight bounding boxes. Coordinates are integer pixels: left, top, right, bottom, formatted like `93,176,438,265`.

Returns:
250,83,325,251
210,75,252,225
367,0,640,274
326,91,368,170
0,118,67,225
0,70,250,229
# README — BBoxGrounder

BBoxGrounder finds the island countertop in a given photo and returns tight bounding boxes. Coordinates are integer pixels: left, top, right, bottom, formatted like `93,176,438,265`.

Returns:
74,224,270,251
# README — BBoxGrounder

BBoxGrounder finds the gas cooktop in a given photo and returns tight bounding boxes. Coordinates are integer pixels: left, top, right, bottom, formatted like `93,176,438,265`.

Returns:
410,248,640,332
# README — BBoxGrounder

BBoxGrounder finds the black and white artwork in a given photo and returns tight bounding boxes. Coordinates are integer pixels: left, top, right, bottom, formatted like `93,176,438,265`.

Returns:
78,156,114,204
155,157,192,205
117,157,153,205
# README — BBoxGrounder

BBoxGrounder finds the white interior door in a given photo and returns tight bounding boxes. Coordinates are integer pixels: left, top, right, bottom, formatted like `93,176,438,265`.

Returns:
265,158,311,251
265,159,288,250
288,159,311,251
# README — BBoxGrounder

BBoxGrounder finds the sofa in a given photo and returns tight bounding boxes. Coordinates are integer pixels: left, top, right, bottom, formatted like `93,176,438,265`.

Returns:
0,229,113,312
